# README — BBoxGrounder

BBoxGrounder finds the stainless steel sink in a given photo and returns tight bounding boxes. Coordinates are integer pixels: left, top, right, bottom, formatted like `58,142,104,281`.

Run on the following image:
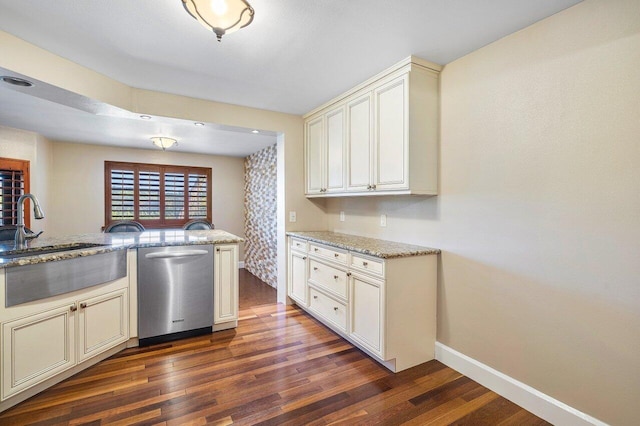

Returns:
0,242,106,259
4,248,126,307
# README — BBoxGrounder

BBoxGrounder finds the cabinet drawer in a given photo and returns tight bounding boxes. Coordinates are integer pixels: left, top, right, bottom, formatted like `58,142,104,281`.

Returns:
290,238,308,253
308,259,348,299
309,243,347,264
309,287,347,332
350,254,384,276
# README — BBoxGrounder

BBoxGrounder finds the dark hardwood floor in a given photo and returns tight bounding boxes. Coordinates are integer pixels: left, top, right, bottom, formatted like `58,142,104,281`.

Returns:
0,270,549,425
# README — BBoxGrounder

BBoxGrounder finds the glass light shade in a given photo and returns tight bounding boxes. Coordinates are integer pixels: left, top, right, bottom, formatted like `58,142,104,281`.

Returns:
151,137,178,150
182,0,254,41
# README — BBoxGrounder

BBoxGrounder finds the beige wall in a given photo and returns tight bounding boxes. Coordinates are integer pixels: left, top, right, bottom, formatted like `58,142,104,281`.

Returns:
326,1,640,424
0,125,52,232
47,141,246,258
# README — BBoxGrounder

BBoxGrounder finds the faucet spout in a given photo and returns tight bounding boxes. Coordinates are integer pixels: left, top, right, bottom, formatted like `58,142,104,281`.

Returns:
15,193,45,249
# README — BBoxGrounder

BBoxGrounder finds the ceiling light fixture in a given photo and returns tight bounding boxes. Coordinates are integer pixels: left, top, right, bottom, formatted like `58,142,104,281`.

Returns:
140,115,152,120
182,0,255,42
194,122,205,126
151,137,178,151
251,130,259,134
1,76,34,87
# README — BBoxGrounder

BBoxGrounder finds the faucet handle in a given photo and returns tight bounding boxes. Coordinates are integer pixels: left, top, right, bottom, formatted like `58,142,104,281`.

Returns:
25,231,44,240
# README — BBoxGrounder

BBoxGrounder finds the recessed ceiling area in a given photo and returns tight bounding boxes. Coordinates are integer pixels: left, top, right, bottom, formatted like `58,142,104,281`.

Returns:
0,0,582,157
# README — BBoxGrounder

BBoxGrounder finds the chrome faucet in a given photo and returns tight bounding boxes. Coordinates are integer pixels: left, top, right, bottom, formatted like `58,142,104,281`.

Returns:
15,193,45,249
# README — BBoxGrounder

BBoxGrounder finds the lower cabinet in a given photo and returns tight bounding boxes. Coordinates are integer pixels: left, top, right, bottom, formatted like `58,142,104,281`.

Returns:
287,236,437,372
289,250,308,305
349,273,383,356
2,304,76,400
214,244,239,324
1,282,129,401
77,289,128,363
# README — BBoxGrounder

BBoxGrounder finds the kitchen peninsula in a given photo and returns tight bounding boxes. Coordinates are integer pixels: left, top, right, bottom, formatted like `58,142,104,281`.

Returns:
0,229,242,412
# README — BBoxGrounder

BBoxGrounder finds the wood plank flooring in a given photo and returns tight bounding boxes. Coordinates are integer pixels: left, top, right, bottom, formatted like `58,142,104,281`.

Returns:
0,271,549,425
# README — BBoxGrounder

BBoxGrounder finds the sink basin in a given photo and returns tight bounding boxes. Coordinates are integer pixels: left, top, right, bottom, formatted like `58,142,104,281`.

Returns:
0,242,106,259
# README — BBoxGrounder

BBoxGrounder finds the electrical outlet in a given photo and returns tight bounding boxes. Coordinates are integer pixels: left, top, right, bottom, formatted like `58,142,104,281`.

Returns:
289,211,297,222
339,211,345,222
380,214,387,227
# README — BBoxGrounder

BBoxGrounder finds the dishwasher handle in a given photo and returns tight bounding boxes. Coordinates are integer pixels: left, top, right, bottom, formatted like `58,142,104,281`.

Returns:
144,249,210,259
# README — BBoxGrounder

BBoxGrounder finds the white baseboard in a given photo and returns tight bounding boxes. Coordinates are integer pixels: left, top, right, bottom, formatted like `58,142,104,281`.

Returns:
238,261,245,269
435,342,608,426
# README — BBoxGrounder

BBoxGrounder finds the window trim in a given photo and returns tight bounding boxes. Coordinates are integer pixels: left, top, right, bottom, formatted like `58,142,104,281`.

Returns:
104,161,212,229
0,157,31,228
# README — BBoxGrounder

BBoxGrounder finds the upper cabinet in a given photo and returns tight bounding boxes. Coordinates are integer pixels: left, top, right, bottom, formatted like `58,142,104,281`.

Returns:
304,56,441,198
305,105,346,195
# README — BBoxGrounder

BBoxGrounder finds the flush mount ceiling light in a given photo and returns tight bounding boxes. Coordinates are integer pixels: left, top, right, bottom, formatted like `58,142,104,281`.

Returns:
182,0,254,42
151,137,178,151
1,76,34,87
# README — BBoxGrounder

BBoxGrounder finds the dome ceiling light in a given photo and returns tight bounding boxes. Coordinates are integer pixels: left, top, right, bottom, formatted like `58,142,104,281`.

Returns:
182,0,255,42
151,137,178,151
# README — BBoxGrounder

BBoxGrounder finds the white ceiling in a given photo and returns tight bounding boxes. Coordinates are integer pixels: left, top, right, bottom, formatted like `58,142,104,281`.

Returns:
0,0,582,157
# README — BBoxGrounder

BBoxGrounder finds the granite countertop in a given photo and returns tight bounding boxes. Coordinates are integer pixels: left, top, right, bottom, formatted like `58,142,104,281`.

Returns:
0,229,244,268
287,231,440,259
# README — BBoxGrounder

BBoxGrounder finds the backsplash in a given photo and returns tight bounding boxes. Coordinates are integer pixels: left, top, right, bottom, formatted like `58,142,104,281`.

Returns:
243,144,277,287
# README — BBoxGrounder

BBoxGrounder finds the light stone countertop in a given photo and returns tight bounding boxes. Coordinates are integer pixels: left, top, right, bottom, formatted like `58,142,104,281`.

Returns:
287,231,440,259
0,229,243,268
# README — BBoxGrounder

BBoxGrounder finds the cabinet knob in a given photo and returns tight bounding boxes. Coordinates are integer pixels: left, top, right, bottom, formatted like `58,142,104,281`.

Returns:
313,267,318,271
70,304,77,312
334,253,339,258
216,248,220,252
313,295,318,299
347,272,351,277
303,256,307,260
333,275,339,280
80,302,87,309
366,185,372,190
371,184,376,190
362,261,368,267
333,307,339,311
314,248,319,252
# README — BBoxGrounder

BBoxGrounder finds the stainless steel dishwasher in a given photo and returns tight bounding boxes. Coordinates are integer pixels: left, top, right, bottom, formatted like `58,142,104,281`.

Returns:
137,245,214,346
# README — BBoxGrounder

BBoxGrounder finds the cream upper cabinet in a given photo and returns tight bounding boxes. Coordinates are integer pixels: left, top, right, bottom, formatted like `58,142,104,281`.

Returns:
305,106,346,194
305,116,324,194
346,92,373,191
374,74,408,191
304,56,441,198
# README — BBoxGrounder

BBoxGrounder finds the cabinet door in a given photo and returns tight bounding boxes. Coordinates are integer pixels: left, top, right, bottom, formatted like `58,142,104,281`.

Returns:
2,304,76,400
77,289,128,363
305,115,325,194
347,93,373,191
375,74,409,190
214,244,239,324
325,106,346,192
289,250,308,305
350,274,384,357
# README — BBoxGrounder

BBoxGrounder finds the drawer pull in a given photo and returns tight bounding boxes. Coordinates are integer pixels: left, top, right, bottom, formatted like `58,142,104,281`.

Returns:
314,248,319,252
334,253,339,258
333,275,339,280
362,261,368,267
69,304,77,312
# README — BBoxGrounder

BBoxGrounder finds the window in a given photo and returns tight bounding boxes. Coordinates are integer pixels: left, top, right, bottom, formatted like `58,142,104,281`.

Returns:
0,158,30,228
105,161,211,228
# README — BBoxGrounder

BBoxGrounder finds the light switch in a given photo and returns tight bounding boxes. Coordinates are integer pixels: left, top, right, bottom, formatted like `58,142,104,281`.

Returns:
289,211,297,222
380,214,387,227
339,211,345,222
